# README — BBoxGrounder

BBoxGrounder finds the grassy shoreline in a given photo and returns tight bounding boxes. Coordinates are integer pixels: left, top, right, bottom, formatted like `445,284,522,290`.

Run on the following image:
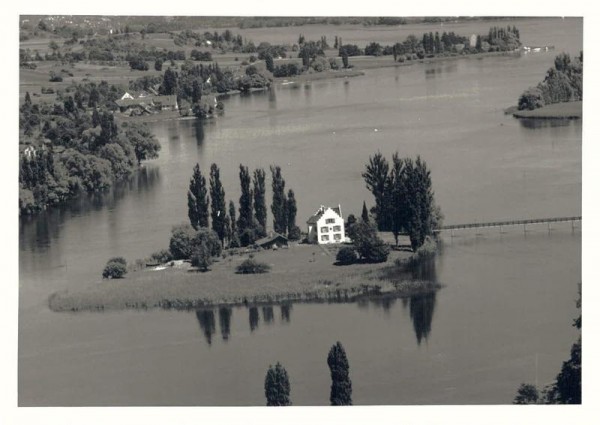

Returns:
48,243,440,313
510,101,582,119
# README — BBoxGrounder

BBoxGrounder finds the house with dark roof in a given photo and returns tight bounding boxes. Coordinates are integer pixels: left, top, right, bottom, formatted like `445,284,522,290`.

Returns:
151,95,178,111
255,232,288,249
115,98,153,115
306,205,346,244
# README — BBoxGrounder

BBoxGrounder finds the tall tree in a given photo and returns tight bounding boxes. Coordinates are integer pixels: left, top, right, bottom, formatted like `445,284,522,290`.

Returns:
188,164,209,230
237,164,254,243
264,362,292,406
286,189,297,237
362,152,390,230
270,165,287,235
253,168,267,237
265,54,274,73
327,342,352,406
388,153,407,246
209,163,227,244
361,201,369,223
228,200,239,248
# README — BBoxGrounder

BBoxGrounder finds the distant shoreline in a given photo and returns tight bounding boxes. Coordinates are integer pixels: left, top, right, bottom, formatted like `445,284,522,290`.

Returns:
48,243,440,313
506,101,582,120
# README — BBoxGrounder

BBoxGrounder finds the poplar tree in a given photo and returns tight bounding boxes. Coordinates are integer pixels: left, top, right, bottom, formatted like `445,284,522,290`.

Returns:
264,362,292,406
209,163,227,244
270,165,287,235
237,164,254,245
286,189,298,239
327,342,352,406
228,200,240,248
253,168,267,237
361,201,369,223
188,163,209,230
362,152,390,230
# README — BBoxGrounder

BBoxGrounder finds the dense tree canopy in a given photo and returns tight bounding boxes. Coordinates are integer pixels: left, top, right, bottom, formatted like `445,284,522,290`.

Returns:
264,362,291,406
327,342,352,405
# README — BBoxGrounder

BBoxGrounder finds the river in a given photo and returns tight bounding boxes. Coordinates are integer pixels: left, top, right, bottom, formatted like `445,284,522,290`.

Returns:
18,17,582,405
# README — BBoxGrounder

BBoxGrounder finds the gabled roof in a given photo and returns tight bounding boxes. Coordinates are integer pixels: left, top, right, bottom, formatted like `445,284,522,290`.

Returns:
115,98,151,107
255,232,288,247
307,205,343,224
152,95,178,106
307,210,324,224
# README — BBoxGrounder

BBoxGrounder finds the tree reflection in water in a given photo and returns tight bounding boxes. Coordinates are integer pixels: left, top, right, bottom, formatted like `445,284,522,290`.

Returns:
262,306,275,324
280,304,292,323
195,309,216,345
218,307,232,341
409,292,437,345
249,306,260,332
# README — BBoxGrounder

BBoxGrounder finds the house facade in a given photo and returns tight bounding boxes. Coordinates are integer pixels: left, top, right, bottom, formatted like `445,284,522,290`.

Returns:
306,205,346,244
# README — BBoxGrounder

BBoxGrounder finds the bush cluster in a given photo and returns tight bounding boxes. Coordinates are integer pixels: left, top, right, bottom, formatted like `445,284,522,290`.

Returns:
236,257,271,274
102,257,127,279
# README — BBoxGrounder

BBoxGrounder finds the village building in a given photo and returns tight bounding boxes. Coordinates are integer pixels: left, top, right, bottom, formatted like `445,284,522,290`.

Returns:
255,232,288,250
115,92,178,115
306,205,346,244
151,95,178,111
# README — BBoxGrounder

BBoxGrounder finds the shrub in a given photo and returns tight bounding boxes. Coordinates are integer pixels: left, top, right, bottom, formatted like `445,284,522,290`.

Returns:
348,222,390,263
236,258,271,274
102,257,127,279
336,246,357,265
169,224,197,259
288,225,302,241
191,241,212,272
150,249,173,264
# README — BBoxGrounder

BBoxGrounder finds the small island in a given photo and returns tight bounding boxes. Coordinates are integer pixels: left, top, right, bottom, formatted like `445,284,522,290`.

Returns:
49,152,442,313
48,241,439,312
508,52,583,120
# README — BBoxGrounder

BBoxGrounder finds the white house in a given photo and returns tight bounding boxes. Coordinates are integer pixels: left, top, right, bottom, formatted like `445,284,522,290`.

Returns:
306,205,346,244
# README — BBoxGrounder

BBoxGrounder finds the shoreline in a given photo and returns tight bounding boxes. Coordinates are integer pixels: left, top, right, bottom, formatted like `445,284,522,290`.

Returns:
48,244,440,313
505,101,582,120
117,50,522,124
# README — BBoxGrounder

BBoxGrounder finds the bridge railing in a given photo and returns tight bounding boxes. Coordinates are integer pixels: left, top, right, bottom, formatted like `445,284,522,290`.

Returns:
434,216,581,232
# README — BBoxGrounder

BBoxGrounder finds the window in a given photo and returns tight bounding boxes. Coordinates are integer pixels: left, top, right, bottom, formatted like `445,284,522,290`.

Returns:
326,218,335,224
334,233,342,241
333,225,341,232
320,227,328,233
321,235,329,242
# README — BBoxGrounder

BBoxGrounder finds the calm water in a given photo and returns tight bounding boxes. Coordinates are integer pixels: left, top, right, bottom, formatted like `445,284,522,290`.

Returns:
18,18,582,405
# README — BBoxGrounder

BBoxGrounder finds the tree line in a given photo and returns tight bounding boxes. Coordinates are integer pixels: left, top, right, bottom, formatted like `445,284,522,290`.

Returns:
362,152,442,251
167,163,300,270
518,52,583,111
337,25,521,64
264,341,352,406
19,87,161,214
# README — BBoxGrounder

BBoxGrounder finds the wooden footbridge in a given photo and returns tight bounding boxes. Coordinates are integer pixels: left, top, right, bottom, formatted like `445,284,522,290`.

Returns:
434,216,581,235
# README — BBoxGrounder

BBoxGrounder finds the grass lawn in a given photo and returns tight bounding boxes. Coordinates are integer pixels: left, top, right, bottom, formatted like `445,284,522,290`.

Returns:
49,241,439,312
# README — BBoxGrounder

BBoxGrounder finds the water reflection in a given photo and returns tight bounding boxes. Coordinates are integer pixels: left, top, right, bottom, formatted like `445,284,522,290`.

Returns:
409,292,437,345
19,167,161,253
195,309,216,345
280,304,292,323
249,306,259,332
518,118,576,130
425,64,458,79
262,306,274,324
193,119,205,146
218,307,232,341
268,88,277,110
